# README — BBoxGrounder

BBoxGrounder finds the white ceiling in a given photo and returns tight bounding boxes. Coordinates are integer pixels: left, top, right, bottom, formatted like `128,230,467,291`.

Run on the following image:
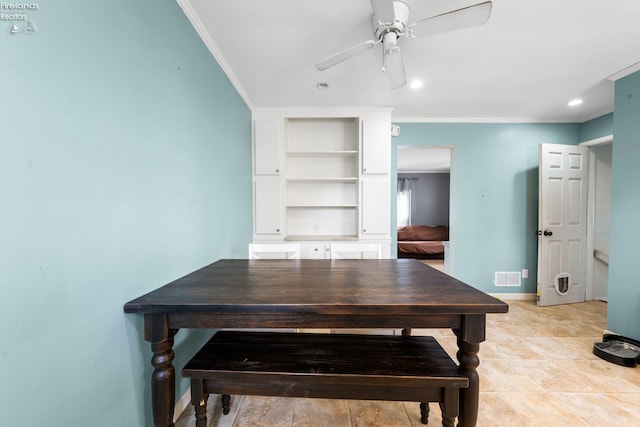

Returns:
178,0,640,123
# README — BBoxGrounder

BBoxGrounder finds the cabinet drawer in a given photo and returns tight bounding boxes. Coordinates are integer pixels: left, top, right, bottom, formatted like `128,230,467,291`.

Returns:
300,243,330,259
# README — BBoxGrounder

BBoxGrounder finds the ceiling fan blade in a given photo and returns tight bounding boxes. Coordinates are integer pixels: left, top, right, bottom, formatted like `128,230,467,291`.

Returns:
384,46,406,89
370,0,396,23
315,40,379,71
408,1,492,38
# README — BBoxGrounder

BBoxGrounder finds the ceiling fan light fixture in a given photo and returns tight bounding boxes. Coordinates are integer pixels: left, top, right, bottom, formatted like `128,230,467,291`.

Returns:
384,46,406,89
314,0,493,89
568,98,583,107
372,1,410,39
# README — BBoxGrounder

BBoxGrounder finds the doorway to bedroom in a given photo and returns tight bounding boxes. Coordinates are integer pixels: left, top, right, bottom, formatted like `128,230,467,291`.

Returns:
396,146,452,272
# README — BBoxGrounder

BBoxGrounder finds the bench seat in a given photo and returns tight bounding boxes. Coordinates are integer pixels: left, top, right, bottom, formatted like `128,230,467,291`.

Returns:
182,331,468,426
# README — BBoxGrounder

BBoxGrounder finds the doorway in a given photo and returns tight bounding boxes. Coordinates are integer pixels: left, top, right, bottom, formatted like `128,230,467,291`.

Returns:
396,146,452,272
584,138,612,302
536,136,612,306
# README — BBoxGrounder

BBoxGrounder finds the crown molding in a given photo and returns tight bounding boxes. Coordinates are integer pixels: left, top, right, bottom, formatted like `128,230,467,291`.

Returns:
606,60,640,81
177,0,254,110
391,116,574,124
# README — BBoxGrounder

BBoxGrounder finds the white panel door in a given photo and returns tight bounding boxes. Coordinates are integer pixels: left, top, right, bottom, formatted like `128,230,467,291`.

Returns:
537,144,589,306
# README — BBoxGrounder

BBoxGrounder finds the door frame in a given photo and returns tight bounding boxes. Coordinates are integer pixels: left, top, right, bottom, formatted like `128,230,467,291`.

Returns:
394,145,454,272
580,134,613,301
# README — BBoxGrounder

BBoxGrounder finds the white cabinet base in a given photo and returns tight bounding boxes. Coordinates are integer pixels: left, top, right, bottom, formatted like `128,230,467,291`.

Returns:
249,241,391,259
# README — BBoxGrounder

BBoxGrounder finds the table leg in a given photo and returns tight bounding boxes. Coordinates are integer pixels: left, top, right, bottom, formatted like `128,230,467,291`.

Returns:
145,314,178,427
151,337,176,426
455,335,480,427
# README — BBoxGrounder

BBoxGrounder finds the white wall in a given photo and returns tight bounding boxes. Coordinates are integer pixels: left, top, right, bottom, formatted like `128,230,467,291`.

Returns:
592,143,612,301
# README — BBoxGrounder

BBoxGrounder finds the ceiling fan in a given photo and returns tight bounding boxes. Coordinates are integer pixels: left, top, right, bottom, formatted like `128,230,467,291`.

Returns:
314,0,493,89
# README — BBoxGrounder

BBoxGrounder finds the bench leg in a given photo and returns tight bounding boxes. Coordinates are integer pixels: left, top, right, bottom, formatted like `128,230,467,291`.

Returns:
420,402,429,424
221,394,231,415
440,388,459,427
190,379,209,427
440,403,455,427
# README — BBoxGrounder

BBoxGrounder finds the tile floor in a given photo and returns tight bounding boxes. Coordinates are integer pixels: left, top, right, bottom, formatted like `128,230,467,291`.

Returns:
176,299,640,427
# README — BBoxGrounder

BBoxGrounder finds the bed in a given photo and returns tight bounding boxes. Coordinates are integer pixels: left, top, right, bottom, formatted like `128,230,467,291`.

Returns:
397,225,449,259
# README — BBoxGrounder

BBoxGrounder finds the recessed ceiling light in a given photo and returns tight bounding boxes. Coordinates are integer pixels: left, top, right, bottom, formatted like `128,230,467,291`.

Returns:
568,98,583,107
316,82,329,90
410,80,423,89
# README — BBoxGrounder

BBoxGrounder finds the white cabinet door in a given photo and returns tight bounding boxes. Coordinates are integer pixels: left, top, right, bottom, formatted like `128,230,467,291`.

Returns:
361,178,390,236
330,243,381,259
300,243,330,259
254,119,282,175
361,120,390,174
254,179,282,235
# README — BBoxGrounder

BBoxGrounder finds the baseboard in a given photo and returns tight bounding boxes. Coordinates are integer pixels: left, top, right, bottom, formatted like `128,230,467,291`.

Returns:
173,387,191,423
489,292,536,301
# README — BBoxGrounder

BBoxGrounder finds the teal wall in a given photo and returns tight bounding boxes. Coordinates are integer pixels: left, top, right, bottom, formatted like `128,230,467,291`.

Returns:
0,1,252,426
580,112,614,141
609,71,640,340
1,0,636,423
392,123,580,293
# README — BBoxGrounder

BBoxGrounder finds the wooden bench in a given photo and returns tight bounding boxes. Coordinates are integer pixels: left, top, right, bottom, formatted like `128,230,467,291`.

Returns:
182,331,469,427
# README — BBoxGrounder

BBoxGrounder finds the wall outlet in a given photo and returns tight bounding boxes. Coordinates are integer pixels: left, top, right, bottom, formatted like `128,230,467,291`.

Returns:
522,269,529,279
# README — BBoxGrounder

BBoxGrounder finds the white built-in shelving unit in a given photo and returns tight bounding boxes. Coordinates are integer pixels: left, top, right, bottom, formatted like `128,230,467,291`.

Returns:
252,109,391,258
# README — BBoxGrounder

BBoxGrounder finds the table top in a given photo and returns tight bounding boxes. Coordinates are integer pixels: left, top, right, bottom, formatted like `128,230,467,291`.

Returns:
124,259,508,316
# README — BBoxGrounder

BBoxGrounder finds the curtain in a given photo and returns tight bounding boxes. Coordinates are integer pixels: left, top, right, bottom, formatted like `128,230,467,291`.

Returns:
397,178,416,227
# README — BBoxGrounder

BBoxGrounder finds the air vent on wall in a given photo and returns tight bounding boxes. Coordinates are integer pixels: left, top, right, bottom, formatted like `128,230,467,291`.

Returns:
494,271,521,287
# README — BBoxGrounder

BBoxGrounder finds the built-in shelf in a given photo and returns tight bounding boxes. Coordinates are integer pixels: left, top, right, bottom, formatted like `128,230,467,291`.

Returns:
254,113,390,246
285,118,359,241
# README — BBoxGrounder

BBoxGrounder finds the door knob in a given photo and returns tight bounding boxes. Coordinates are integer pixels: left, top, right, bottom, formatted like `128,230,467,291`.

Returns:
543,230,553,236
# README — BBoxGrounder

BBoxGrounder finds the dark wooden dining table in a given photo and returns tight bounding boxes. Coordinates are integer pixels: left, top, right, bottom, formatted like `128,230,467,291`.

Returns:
124,258,508,427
